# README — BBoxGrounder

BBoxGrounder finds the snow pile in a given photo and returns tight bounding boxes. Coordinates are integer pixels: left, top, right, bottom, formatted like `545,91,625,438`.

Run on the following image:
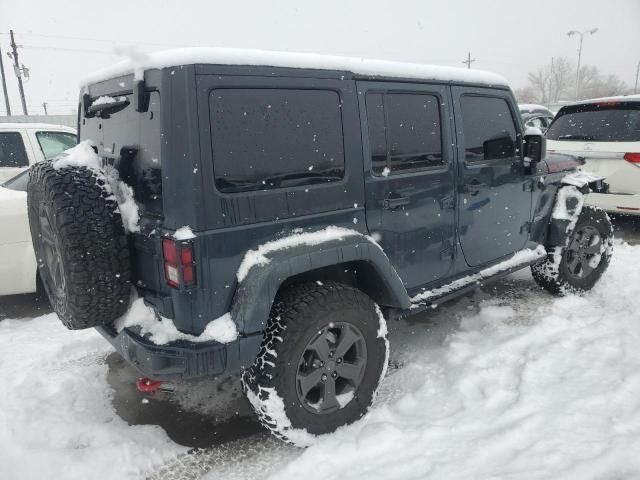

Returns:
173,225,196,240
411,246,546,304
237,226,370,283
83,47,508,88
0,315,183,480
90,95,126,107
116,298,238,345
551,185,585,233
262,242,640,480
561,171,603,188
53,140,140,233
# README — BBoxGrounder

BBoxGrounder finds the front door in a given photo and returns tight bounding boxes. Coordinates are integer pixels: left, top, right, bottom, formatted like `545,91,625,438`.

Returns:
359,82,456,290
452,87,532,267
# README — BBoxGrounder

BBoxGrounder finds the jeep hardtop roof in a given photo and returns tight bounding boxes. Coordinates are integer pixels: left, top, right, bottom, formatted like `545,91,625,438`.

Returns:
82,47,508,88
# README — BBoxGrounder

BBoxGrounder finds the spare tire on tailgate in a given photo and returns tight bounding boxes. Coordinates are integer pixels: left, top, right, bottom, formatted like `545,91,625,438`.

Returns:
27,161,131,329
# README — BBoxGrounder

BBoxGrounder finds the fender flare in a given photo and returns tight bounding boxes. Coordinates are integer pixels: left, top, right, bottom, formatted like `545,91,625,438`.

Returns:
229,231,410,335
546,180,590,247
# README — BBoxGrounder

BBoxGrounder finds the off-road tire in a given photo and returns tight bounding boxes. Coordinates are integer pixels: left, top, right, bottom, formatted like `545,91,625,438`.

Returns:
241,282,388,445
27,161,131,329
532,205,613,295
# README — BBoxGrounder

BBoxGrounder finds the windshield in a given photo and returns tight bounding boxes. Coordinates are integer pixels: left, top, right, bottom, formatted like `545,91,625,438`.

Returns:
1,169,29,191
546,103,640,142
36,131,78,160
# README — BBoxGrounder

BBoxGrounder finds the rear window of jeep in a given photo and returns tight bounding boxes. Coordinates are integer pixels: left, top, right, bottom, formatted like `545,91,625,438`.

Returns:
210,88,345,193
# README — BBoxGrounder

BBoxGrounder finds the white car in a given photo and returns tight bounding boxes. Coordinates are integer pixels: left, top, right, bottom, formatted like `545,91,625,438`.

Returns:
0,123,77,183
0,171,38,295
546,95,640,215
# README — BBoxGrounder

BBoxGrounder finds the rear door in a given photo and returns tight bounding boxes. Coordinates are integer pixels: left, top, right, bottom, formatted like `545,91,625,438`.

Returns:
359,81,456,289
0,130,30,183
452,87,532,267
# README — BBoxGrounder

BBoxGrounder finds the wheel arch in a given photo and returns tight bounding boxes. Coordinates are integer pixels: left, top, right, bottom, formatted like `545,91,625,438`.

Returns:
229,235,410,335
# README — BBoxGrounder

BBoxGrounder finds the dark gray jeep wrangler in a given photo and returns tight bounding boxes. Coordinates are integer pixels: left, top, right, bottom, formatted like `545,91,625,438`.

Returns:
27,49,613,444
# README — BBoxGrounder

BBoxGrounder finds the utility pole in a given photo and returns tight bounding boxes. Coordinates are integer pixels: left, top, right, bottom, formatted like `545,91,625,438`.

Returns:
567,28,598,100
462,51,476,69
42,102,48,115
635,60,640,94
9,30,28,115
0,44,10,116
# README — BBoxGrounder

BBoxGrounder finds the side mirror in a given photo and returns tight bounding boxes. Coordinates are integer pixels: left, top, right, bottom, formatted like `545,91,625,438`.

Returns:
523,128,546,165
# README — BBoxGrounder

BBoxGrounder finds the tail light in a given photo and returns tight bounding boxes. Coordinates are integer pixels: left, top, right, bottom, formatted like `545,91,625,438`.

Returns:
624,153,640,165
162,238,196,288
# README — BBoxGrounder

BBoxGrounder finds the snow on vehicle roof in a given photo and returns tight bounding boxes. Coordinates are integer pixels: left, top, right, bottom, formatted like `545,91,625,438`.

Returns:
518,103,552,113
0,122,76,132
83,47,509,87
565,94,640,106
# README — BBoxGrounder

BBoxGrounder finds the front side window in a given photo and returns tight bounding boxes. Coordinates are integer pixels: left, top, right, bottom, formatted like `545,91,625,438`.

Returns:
460,96,518,163
366,92,443,176
0,132,28,167
211,88,345,193
36,131,78,160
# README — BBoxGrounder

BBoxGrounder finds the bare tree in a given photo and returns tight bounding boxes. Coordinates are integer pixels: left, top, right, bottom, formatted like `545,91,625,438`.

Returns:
526,57,574,104
521,57,632,104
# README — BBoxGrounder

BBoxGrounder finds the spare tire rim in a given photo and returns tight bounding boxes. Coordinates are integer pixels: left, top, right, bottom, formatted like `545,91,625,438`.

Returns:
296,322,367,415
38,204,65,298
565,225,602,280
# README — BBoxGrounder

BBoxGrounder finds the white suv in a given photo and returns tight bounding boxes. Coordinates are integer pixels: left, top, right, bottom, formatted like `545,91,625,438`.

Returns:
0,123,77,183
546,95,640,215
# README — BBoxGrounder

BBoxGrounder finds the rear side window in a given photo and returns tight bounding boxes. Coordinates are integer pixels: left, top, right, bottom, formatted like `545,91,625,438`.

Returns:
36,131,77,160
460,96,518,163
546,103,640,142
210,89,345,193
0,132,28,167
366,92,443,176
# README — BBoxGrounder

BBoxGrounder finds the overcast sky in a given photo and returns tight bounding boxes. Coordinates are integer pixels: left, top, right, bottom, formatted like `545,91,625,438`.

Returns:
1,0,639,115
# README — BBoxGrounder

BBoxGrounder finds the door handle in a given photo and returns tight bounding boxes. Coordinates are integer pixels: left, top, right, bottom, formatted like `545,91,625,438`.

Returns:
381,195,410,210
463,182,488,196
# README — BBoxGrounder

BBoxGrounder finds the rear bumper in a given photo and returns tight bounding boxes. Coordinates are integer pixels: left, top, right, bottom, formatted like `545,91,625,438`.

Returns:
96,325,262,382
586,192,640,215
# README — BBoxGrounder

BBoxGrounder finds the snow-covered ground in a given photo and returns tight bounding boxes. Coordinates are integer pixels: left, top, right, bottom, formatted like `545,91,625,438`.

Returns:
3,241,640,479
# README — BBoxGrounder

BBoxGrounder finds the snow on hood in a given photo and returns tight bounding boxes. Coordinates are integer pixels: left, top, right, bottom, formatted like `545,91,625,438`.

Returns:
82,47,508,88
53,140,140,233
173,225,196,240
116,297,238,345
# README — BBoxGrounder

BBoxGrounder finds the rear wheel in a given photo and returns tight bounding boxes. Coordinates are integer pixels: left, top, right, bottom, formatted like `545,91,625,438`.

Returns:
242,282,388,445
532,205,613,295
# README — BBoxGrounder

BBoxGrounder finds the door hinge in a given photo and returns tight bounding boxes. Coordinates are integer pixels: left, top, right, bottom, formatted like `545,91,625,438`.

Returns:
522,180,535,192
520,221,532,234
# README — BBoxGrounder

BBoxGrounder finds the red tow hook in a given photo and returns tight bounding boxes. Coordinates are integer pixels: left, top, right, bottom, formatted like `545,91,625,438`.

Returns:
136,377,164,393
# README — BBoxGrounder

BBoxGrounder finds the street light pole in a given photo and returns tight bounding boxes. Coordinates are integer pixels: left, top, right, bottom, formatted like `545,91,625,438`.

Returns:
635,60,640,94
567,28,598,100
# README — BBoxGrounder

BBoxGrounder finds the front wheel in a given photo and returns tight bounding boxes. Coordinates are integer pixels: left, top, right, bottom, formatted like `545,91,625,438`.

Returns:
532,205,613,295
242,282,389,446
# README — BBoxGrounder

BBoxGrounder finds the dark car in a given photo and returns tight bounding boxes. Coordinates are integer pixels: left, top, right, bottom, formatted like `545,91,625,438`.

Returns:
27,49,613,444
519,104,555,133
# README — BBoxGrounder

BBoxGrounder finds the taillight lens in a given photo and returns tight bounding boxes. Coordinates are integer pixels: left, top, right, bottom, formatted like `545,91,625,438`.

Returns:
162,238,196,288
624,153,640,165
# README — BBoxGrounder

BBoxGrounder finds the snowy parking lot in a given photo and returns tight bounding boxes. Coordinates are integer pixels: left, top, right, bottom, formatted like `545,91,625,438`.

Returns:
1,217,640,480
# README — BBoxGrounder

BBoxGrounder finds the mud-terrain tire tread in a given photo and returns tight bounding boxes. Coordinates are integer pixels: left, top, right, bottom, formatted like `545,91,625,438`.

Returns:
532,205,613,295
27,161,131,329
241,281,387,444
